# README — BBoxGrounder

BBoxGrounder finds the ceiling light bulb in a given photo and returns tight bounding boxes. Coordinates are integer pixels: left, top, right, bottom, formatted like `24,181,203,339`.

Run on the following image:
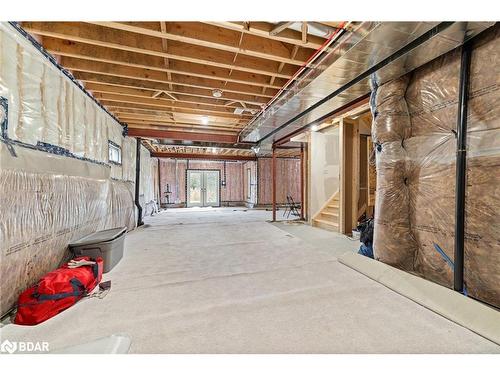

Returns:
311,124,319,132
201,116,209,125
211,147,217,154
212,89,223,98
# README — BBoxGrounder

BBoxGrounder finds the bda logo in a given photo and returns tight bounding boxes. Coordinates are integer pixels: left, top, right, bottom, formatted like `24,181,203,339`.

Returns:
0,339,17,354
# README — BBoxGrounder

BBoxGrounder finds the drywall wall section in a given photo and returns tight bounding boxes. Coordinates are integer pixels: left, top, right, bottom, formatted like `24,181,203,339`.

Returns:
257,158,301,205
309,128,340,217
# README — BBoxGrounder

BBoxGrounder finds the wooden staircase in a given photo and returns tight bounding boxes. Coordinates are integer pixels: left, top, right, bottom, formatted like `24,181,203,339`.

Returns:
312,191,340,232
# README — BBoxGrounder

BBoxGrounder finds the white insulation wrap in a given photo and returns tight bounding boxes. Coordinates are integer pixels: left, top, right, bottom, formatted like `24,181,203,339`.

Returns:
0,23,150,316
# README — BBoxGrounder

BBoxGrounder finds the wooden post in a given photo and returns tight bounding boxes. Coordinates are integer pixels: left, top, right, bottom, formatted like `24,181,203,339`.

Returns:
272,146,277,222
300,143,305,220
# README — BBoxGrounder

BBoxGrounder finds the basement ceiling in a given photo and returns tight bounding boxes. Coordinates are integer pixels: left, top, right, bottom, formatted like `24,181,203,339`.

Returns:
21,21,346,144
143,139,300,158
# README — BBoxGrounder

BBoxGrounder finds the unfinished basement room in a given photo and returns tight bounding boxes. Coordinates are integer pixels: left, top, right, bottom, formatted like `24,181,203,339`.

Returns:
0,2,499,371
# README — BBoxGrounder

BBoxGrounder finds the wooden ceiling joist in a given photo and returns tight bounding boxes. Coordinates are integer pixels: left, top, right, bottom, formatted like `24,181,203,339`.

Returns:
125,123,239,135
204,22,326,49
48,41,289,88
115,114,244,128
111,107,246,125
21,21,336,144
88,86,261,110
63,58,278,98
102,102,248,119
127,128,239,143
82,79,269,107
152,151,256,161
269,22,294,36
117,112,245,125
69,68,276,100
22,22,298,78
87,22,312,66
93,93,253,116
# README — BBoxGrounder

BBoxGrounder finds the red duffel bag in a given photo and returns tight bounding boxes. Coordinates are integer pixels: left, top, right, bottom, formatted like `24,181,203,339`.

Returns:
14,256,103,325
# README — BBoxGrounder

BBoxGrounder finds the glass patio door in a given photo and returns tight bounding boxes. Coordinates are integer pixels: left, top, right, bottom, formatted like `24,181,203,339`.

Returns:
187,170,220,207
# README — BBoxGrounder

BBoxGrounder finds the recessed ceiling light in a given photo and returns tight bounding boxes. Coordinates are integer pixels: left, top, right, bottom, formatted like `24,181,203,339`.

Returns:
201,116,209,125
212,89,223,98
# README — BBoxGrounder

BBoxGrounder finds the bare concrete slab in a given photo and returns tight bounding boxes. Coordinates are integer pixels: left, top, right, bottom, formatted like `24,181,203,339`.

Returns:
2,208,499,353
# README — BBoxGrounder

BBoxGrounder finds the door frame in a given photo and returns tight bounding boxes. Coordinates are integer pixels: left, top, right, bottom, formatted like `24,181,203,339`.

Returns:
185,169,221,207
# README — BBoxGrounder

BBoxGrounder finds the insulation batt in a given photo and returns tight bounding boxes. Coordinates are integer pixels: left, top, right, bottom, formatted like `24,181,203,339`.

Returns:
372,76,417,271
371,25,500,308
0,152,136,316
0,24,154,316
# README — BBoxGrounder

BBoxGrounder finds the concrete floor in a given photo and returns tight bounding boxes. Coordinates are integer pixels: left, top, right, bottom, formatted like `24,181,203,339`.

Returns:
2,207,499,353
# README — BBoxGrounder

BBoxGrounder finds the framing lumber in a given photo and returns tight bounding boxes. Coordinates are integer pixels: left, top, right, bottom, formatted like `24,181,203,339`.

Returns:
270,22,294,36
102,102,247,119
125,123,238,136
22,22,297,79
82,78,270,106
63,58,278,98
127,128,239,143
88,86,260,110
204,22,326,49
48,43,287,88
88,22,308,66
152,152,256,161
93,93,253,116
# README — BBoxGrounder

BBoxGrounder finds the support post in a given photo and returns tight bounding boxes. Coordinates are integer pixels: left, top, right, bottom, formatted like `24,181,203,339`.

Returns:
300,143,305,220
157,158,162,208
454,41,472,293
135,138,144,226
272,146,277,222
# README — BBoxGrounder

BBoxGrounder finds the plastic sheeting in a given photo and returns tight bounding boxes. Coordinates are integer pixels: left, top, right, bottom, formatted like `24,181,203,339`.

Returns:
139,144,156,211
371,25,499,308
0,23,145,316
0,23,135,181
0,143,135,316
464,26,500,307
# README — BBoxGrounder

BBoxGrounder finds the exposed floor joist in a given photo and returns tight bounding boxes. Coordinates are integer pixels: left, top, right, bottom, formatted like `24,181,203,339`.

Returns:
21,21,335,143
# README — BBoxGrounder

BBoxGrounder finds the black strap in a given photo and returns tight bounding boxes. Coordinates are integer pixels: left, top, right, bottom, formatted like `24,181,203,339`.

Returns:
90,261,99,279
34,278,86,301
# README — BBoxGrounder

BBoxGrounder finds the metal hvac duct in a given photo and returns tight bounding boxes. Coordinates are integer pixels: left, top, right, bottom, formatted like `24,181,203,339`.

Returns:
240,21,494,145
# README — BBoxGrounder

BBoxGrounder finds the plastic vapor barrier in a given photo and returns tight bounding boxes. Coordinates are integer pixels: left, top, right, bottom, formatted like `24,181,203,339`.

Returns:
371,26,499,308
0,144,136,316
0,23,142,316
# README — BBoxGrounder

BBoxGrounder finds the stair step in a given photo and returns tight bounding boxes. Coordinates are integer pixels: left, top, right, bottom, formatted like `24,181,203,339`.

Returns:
321,211,339,218
327,204,339,209
313,218,339,229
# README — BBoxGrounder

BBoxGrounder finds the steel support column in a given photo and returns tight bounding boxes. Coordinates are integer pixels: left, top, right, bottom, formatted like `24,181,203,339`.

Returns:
300,144,305,220
454,40,472,293
272,146,277,222
135,138,144,226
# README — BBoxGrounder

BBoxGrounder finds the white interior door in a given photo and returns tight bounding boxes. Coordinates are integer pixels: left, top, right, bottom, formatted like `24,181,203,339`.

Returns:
187,170,220,207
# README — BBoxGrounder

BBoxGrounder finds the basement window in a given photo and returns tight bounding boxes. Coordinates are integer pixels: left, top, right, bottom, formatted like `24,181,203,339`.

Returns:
108,140,122,165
